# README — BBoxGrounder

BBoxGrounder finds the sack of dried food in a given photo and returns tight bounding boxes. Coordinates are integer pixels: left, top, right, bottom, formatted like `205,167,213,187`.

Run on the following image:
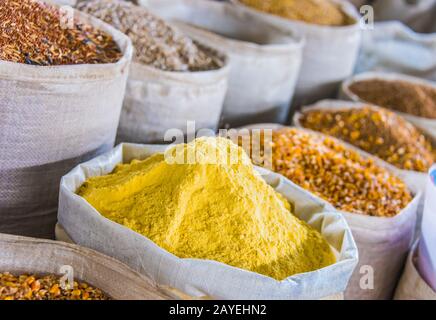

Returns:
239,125,421,300
57,139,358,300
141,0,303,127
0,0,133,238
0,233,170,300
394,240,436,300
76,0,229,144
355,22,436,81
231,0,361,108
340,72,436,140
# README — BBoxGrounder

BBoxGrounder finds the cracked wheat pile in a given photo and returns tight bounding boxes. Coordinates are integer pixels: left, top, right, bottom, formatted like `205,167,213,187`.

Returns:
300,106,435,172
77,0,224,72
242,128,412,217
0,273,109,300
0,0,122,65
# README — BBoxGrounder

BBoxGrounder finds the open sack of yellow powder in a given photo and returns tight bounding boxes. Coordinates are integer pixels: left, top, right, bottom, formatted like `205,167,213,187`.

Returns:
57,138,358,299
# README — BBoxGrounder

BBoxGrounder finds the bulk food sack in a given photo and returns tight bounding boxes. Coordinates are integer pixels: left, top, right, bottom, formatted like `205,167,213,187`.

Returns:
340,72,436,140
231,0,361,108
0,233,170,300
355,22,436,81
0,7,133,239
293,103,422,299
394,241,436,300
141,0,303,127
57,143,358,300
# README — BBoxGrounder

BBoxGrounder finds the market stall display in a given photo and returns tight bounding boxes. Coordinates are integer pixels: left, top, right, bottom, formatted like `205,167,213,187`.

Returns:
142,0,303,127
76,0,229,144
0,0,133,238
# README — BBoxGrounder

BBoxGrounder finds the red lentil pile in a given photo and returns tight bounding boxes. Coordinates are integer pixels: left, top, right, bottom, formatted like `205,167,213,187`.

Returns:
349,79,436,119
243,128,412,217
0,0,122,65
300,106,435,172
0,272,109,300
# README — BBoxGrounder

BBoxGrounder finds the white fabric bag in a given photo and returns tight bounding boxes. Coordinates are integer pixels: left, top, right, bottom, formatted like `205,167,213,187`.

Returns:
395,240,436,300
355,22,436,81
141,0,303,127
0,9,133,239
340,72,436,140
292,104,422,299
0,233,170,300
231,0,361,107
118,58,229,144
57,143,358,300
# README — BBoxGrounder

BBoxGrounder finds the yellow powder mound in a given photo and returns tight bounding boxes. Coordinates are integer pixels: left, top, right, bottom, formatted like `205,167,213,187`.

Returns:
241,0,350,26
78,137,335,280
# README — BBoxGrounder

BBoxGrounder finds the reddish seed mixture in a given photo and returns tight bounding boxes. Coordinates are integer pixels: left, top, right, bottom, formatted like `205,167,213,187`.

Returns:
0,0,122,65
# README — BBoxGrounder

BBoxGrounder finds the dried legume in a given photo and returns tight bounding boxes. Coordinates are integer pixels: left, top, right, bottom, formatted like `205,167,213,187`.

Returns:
0,272,109,300
77,0,224,72
241,128,412,217
240,0,351,26
348,79,436,119
300,106,435,172
0,0,122,66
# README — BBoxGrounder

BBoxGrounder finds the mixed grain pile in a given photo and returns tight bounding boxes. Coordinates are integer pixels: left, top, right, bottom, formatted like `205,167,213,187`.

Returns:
77,0,224,71
300,106,435,172
0,0,122,65
0,272,109,300
242,128,412,217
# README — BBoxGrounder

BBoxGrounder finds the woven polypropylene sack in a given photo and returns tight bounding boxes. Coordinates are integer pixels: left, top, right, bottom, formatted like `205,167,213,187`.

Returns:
0,233,170,300
0,9,133,239
142,0,303,127
231,0,361,108
58,143,358,300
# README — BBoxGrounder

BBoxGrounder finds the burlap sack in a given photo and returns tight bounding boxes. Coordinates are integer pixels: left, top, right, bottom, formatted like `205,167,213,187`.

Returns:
0,8,133,239
355,22,436,81
141,0,303,127
0,233,171,300
231,0,361,108
291,107,422,299
394,241,436,300
340,72,436,140
57,143,358,300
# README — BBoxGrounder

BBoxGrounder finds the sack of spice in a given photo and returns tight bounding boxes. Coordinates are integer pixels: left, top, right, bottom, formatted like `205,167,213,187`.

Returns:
57,138,358,299
394,240,436,300
239,125,421,300
355,22,436,81
75,0,229,144
231,0,361,108
141,0,303,127
0,233,170,300
0,0,133,238
340,72,436,140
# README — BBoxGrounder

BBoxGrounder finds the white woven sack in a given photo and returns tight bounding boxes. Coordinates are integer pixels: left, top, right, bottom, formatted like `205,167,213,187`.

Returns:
230,0,361,107
141,0,303,127
355,22,436,81
292,102,422,299
0,233,170,300
394,241,436,300
0,8,133,239
57,143,358,300
340,72,436,140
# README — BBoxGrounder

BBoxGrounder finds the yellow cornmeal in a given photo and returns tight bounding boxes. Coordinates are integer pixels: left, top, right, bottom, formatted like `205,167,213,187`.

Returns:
240,0,350,26
78,137,335,280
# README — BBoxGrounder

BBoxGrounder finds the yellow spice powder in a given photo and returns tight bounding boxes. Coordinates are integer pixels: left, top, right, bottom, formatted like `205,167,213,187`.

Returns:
78,137,335,280
240,0,350,26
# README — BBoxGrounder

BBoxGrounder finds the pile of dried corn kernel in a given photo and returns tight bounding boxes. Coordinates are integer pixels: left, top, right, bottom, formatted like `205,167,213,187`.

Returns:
0,272,109,300
300,106,435,172
242,128,412,217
